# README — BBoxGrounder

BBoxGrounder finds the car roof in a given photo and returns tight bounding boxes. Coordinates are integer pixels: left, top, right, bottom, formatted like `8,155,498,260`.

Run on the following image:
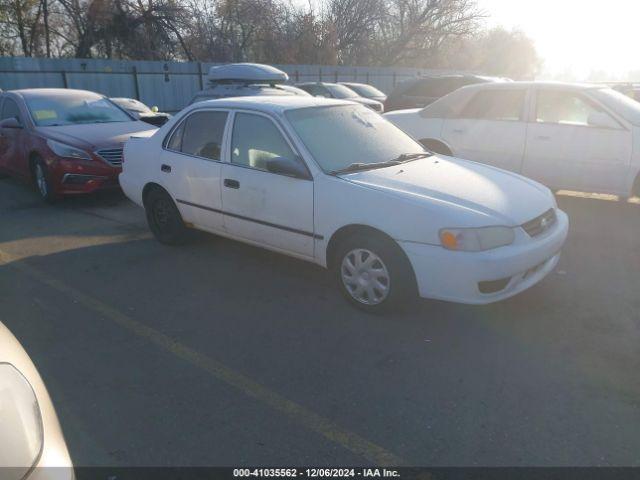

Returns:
185,95,354,114
9,88,104,99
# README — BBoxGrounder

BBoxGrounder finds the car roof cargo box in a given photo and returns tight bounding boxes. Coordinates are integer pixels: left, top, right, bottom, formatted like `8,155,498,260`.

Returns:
207,63,289,87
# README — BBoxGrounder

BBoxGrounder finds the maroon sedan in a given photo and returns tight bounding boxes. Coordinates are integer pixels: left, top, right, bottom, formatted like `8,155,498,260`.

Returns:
0,88,156,202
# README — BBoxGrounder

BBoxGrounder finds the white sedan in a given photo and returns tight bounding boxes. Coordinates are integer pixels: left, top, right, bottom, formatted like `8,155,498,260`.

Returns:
385,82,640,198
120,96,568,312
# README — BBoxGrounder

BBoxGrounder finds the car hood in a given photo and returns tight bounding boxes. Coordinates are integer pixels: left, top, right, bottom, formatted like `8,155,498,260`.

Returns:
37,121,157,150
340,156,555,225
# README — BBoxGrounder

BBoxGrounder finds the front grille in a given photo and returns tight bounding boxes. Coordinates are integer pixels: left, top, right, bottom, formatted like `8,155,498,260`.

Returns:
521,208,556,237
96,148,124,166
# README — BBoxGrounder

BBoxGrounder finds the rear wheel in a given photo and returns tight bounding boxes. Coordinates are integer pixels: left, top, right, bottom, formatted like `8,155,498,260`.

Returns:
31,157,58,203
144,187,188,245
333,233,416,313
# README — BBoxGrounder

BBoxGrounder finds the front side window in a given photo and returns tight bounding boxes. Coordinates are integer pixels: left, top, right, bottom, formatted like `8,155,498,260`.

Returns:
285,104,424,173
1,98,23,124
536,90,602,126
25,92,132,126
168,110,228,161
460,89,525,121
231,113,296,171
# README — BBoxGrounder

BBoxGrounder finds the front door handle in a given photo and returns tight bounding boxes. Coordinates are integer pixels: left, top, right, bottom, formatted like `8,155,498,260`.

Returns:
161,164,171,173
536,135,551,141
224,178,240,189
452,129,465,134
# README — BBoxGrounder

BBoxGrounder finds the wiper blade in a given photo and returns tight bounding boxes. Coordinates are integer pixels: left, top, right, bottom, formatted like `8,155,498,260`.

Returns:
392,152,434,162
329,152,433,175
330,160,403,175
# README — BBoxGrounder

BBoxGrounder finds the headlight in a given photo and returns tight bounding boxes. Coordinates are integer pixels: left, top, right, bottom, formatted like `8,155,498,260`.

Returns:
46,139,91,160
440,226,515,251
0,363,43,471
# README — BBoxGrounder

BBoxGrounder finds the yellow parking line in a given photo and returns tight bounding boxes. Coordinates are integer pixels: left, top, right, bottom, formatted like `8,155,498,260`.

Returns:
0,249,405,466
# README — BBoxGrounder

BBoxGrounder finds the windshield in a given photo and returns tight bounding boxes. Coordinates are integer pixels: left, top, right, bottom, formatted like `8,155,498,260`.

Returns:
285,104,425,173
26,92,133,126
346,84,385,98
325,84,359,99
591,87,640,126
112,98,153,114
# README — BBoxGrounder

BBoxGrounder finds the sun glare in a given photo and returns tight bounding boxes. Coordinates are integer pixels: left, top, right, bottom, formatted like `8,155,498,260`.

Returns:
478,0,640,80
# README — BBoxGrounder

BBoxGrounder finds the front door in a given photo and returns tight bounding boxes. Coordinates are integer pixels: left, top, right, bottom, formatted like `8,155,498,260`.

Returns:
0,97,27,176
522,89,631,194
221,111,314,258
160,109,229,232
441,88,528,173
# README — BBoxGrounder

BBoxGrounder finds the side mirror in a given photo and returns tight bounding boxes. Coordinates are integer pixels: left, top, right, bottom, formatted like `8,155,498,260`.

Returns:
266,156,310,179
588,111,618,129
0,117,22,129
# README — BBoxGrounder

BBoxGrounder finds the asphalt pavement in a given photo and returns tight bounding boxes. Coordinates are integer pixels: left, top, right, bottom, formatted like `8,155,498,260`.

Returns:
1,176,639,467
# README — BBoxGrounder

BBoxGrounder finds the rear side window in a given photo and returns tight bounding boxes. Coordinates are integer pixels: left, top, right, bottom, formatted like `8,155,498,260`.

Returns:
166,110,228,161
459,89,526,121
1,98,22,124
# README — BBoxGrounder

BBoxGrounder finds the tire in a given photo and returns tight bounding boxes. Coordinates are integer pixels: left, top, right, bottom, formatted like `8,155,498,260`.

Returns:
333,233,416,313
31,156,58,203
420,139,452,156
144,187,189,245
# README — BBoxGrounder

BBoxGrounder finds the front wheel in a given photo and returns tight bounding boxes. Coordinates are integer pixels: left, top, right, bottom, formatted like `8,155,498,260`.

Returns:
144,188,189,245
334,234,416,313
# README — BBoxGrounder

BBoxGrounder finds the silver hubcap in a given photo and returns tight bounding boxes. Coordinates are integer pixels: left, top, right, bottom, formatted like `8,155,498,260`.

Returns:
341,248,390,305
35,164,47,197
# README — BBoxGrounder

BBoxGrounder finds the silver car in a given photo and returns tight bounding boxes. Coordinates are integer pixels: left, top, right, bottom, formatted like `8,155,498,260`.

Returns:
0,321,74,479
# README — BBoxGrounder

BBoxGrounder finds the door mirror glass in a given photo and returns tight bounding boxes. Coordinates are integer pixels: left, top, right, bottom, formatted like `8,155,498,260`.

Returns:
0,117,22,129
588,111,618,129
266,156,309,179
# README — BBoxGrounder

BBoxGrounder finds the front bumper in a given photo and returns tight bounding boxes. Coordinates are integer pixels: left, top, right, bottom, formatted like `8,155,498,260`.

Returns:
400,209,569,304
48,158,121,195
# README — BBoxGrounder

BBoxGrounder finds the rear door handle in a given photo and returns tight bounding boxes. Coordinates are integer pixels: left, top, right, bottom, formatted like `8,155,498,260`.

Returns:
536,135,551,141
452,129,465,134
161,164,171,173
224,178,240,189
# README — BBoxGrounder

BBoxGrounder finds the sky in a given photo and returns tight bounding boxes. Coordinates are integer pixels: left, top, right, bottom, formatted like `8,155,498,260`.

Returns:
477,0,639,80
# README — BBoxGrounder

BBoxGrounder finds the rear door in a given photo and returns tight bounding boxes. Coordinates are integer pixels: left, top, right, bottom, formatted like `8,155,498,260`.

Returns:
522,88,631,193
220,111,314,258
160,109,230,232
441,87,529,173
